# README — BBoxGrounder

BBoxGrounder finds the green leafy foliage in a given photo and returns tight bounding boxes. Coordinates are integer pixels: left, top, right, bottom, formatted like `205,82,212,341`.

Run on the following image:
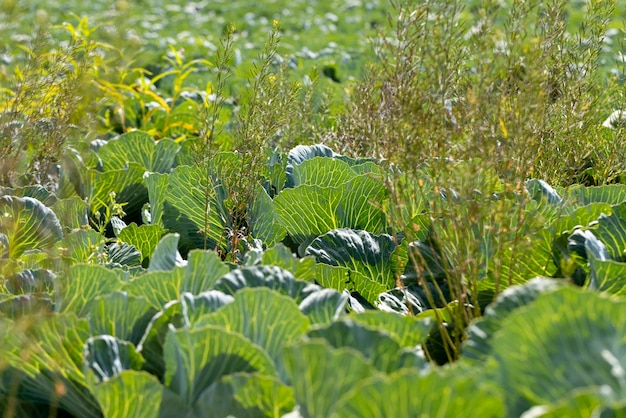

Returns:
4,0,626,416
118,223,166,264
0,314,101,417
0,195,63,259
87,163,147,217
307,320,425,373
487,287,626,416
83,335,145,383
305,228,397,287
463,278,564,362
248,186,287,247
588,256,626,296
283,340,375,418
57,229,106,266
163,325,276,407
97,131,179,173
298,288,347,326
196,288,309,376
214,265,320,302
86,292,157,344
274,176,387,246
58,265,124,315
335,367,505,418
90,371,163,418
591,203,626,261
148,233,184,271
162,164,229,252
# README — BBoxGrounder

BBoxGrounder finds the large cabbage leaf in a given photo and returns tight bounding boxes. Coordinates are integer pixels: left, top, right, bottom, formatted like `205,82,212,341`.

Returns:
90,370,163,418
161,164,230,253
57,264,125,316
83,335,145,383
162,325,276,407
274,177,387,247
304,229,397,289
486,287,626,415
307,320,427,373
463,278,564,362
283,340,375,418
335,366,504,417
118,223,167,264
97,131,179,173
590,202,626,261
0,195,63,259
196,288,310,378
86,291,157,345
0,314,100,417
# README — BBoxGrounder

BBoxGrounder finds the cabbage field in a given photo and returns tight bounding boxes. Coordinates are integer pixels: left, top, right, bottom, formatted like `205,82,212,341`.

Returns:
2,0,626,417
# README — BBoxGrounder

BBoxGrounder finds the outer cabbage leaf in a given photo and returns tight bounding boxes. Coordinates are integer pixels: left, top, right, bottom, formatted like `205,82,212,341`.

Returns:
550,203,611,236
247,186,286,247
274,175,387,246
289,157,360,188
148,233,185,272
591,203,626,261
520,387,626,418
5,268,55,294
162,165,229,253
213,265,321,303
90,370,163,418
463,277,564,362
307,320,424,373
144,172,168,228
261,243,318,281
57,264,125,316
488,287,626,415
314,263,387,305
335,367,504,417
124,268,186,309
298,288,348,326
86,291,157,345
220,373,295,418
137,291,234,379
53,196,90,232
284,144,376,188
56,229,106,266
0,294,54,318
0,314,100,417
588,256,626,296
118,223,167,263
489,229,558,290
0,195,63,258
287,144,338,166
282,340,375,418
562,184,626,206
0,185,56,206
87,162,147,218
106,242,142,271
179,291,235,325
304,229,397,288
163,325,276,407
83,335,144,383
196,288,309,377
526,179,562,205
126,251,228,310
350,310,433,348
182,249,229,294
97,131,179,173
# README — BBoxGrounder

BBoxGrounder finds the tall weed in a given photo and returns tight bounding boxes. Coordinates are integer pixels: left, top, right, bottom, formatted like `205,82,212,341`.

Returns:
218,22,302,256
0,22,99,188
336,0,617,362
